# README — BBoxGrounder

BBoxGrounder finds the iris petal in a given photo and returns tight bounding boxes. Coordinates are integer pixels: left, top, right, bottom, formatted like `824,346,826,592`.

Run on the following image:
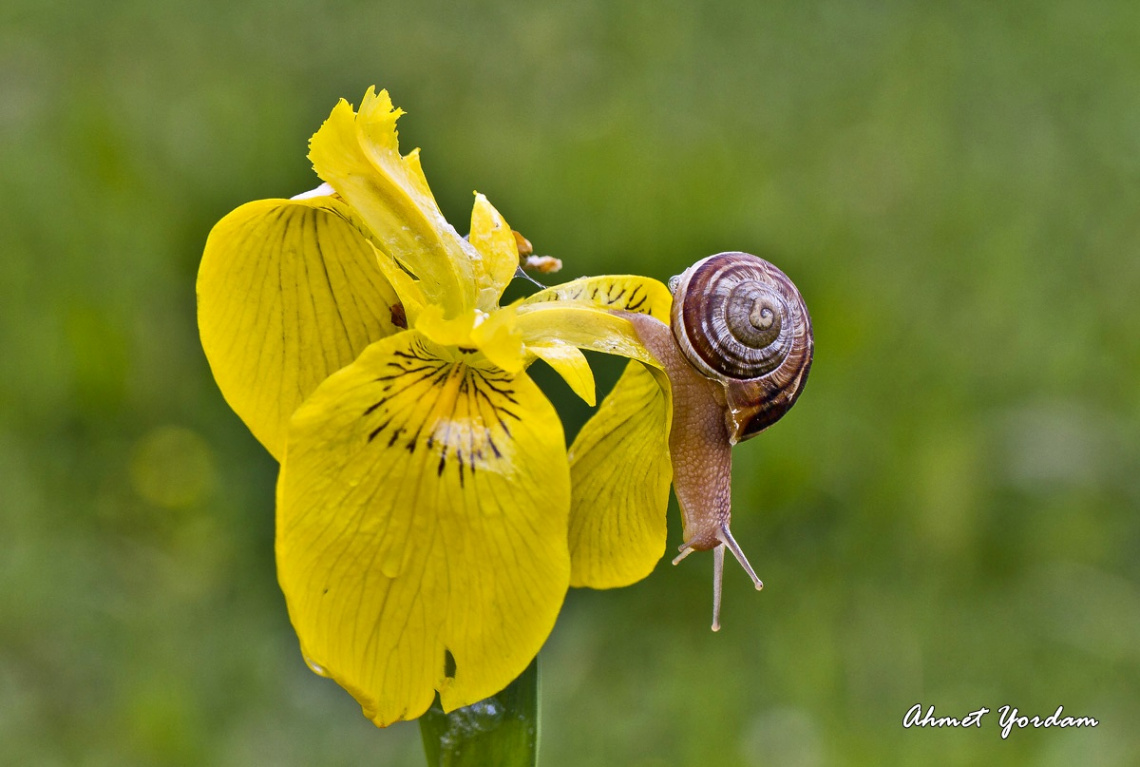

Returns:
468,193,521,309
308,88,477,315
521,275,673,320
568,361,672,587
515,304,659,368
516,275,678,588
370,242,427,324
277,330,571,726
516,275,673,367
528,343,597,406
197,195,400,459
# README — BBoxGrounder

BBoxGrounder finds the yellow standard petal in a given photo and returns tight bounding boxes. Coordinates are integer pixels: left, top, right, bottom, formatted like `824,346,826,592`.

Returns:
468,193,521,310
276,330,571,726
198,196,401,459
568,361,672,588
308,88,477,315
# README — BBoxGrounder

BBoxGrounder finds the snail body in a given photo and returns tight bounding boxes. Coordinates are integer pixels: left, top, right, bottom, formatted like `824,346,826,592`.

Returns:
623,252,813,630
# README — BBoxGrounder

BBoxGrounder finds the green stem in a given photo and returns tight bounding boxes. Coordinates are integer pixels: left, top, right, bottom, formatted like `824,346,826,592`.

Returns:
419,657,539,767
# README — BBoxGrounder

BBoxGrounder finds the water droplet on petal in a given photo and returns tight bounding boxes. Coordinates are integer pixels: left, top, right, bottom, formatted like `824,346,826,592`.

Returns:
303,654,330,677
380,548,403,578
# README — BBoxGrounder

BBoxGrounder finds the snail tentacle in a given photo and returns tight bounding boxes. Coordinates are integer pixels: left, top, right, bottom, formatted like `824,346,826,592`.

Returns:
717,523,763,591
712,544,725,632
672,545,697,565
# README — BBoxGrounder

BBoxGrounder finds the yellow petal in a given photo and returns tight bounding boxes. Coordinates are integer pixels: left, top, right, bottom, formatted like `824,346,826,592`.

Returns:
568,361,672,588
468,193,520,309
414,305,526,376
471,306,526,375
528,343,596,406
515,276,676,588
370,242,426,324
197,196,400,459
515,275,673,366
277,330,570,726
515,303,661,368
414,303,476,348
522,275,673,321
308,88,476,314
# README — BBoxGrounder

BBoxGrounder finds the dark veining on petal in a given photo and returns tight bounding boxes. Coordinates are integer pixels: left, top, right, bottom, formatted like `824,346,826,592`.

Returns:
479,377,519,406
361,351,522,485
626,284,646,313
367,417,392,442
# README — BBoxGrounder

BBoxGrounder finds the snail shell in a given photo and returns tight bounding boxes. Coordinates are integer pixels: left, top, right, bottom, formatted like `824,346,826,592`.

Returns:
669,252,813,444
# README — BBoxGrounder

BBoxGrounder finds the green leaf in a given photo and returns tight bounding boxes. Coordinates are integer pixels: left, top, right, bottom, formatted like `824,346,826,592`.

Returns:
419,657,539,767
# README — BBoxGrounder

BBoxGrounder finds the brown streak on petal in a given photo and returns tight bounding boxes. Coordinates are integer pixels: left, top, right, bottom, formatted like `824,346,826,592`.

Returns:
390,302,407,329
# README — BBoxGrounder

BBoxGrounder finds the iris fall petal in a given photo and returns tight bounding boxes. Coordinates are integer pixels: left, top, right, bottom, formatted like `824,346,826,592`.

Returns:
567,361,672,587
513,276,678,587
198,195,400,458
276,330,571,726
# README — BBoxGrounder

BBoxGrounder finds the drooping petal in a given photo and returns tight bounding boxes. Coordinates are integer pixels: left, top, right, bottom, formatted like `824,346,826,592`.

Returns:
197,196,400,459
517,275,678,587
468,193,520,309
515,304,660,368
516,275,673,367
568,361,672,588
308,88,477,315
528,343,596,406
276,330,571,726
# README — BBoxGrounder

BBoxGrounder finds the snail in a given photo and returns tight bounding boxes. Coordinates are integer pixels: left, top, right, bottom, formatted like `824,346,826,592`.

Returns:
621,252,813,630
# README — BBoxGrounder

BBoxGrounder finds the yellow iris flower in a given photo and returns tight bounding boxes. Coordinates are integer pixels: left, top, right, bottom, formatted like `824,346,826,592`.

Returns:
198,88,678,726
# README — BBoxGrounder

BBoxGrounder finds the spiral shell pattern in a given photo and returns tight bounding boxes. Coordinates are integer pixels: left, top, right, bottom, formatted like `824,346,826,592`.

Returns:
670,252,813,442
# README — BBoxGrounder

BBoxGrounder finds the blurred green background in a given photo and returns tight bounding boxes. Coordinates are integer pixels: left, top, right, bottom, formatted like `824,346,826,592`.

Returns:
3,0,1138,764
